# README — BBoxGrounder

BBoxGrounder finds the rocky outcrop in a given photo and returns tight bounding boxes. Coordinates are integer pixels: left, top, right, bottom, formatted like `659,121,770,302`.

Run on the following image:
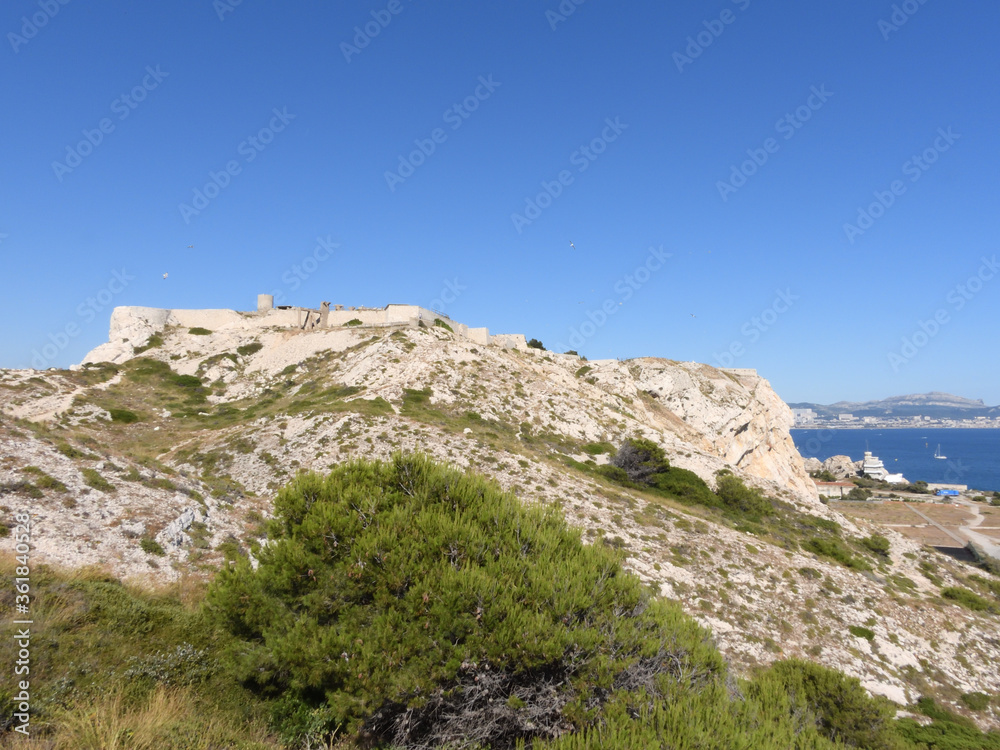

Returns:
5,310,1000,728
823,455,860,480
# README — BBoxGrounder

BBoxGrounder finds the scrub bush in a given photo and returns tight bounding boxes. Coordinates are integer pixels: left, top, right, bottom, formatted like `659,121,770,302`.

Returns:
208,454,728,747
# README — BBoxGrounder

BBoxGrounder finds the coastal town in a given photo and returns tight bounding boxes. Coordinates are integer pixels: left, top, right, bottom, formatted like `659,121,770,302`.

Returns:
793,409,1000,429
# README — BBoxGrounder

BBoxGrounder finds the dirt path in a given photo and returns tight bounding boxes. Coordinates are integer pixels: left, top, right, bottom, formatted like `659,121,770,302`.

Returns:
957,500,1000,560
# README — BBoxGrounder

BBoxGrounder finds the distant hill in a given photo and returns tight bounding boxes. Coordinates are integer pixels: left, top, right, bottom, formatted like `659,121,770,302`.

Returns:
789,392,1000,419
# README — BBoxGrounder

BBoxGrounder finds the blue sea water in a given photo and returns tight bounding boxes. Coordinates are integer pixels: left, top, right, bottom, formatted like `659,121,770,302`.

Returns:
791,428,1000,493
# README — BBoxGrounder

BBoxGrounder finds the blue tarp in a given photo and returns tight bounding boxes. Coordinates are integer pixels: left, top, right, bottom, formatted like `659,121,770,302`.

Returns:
935,489,960,496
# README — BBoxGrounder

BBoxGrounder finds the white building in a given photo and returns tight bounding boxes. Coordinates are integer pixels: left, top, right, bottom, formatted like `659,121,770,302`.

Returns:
861,451,907,484
861,451,887,481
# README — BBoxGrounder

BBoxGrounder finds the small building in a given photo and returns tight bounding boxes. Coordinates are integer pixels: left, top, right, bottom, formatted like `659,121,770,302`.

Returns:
791,408,816,424
860,451,888,481
814,481,857,499
838,413,855,421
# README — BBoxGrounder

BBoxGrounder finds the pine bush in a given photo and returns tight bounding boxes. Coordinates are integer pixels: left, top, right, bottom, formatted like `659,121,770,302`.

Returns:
208,454,726,747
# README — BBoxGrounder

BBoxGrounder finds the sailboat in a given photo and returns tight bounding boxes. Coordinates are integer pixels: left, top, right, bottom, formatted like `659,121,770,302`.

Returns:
934,444,946,460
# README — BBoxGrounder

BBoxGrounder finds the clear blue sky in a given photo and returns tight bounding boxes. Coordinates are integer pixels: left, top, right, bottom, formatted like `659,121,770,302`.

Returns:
2,0,998,405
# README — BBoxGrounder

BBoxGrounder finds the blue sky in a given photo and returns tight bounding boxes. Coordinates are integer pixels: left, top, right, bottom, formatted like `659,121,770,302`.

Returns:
1,0,998,405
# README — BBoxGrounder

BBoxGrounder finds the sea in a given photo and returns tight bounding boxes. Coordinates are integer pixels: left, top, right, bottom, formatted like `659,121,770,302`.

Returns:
790,428,1000,493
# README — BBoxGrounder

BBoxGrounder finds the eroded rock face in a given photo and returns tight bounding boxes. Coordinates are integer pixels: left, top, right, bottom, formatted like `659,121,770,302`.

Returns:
84,306,172,364
79,305,820,507
823,455,860,480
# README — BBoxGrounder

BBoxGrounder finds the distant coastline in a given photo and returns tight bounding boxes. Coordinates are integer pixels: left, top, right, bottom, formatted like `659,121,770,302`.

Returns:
793,422,1000,430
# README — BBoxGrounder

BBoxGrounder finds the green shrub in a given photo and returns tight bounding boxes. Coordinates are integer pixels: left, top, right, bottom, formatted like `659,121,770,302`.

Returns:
848,625,875,641
650,468,719,508
610,438,670,484
575,366,593,378
56,441,86,459
34,474,68,493
0,524,9,537
752,659,900,750
209,453,729,746
140,537,166,556
81,468,115,493
896,717,1000,749
960,691,991,711
798,567,823,580
912,696,977,728
942,587,994,612
189,327,213,335
804,537,870,571
237,342,264,356
715,472,773,517
432,318,453,333
597,465,630,483
171,374,203,389
861,533,891,557
133,332,164,354
21,466,68,493
581,441,614,455
108,408,141,424
527,338,545,350
343,318,363,327
1,480,43,498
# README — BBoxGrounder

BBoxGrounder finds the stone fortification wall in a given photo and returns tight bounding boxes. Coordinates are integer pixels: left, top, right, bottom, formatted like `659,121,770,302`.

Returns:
82,301,527,364
490,333,528,351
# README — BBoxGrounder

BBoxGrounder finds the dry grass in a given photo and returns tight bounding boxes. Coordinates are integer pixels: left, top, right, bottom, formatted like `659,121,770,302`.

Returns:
917,505,976,525
829,501,916,524
0,687,279,750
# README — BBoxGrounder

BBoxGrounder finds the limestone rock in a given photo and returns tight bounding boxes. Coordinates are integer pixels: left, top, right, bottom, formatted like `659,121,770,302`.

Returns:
823,455,859,480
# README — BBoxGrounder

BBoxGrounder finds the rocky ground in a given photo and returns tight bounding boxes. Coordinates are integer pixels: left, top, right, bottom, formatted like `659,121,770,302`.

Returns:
2,311,999,729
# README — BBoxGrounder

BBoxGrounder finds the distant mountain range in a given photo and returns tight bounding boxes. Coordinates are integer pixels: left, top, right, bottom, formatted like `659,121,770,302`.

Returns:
788,392,1000,419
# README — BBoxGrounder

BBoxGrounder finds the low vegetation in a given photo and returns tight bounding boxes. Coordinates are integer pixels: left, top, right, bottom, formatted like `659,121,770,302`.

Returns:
3,454,1000,748
237,342,264,356
433,318,454,333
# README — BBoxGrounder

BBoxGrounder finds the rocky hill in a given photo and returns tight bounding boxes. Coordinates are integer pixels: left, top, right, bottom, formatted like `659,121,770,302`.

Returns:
2,306,999,729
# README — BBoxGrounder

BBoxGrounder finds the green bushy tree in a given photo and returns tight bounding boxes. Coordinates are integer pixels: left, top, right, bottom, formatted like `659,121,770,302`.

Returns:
609,438,670,484
208,454,726,747
715,471,773,517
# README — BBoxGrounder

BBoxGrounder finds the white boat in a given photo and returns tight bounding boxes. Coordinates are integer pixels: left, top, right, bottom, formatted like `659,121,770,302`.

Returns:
934,444,947,460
